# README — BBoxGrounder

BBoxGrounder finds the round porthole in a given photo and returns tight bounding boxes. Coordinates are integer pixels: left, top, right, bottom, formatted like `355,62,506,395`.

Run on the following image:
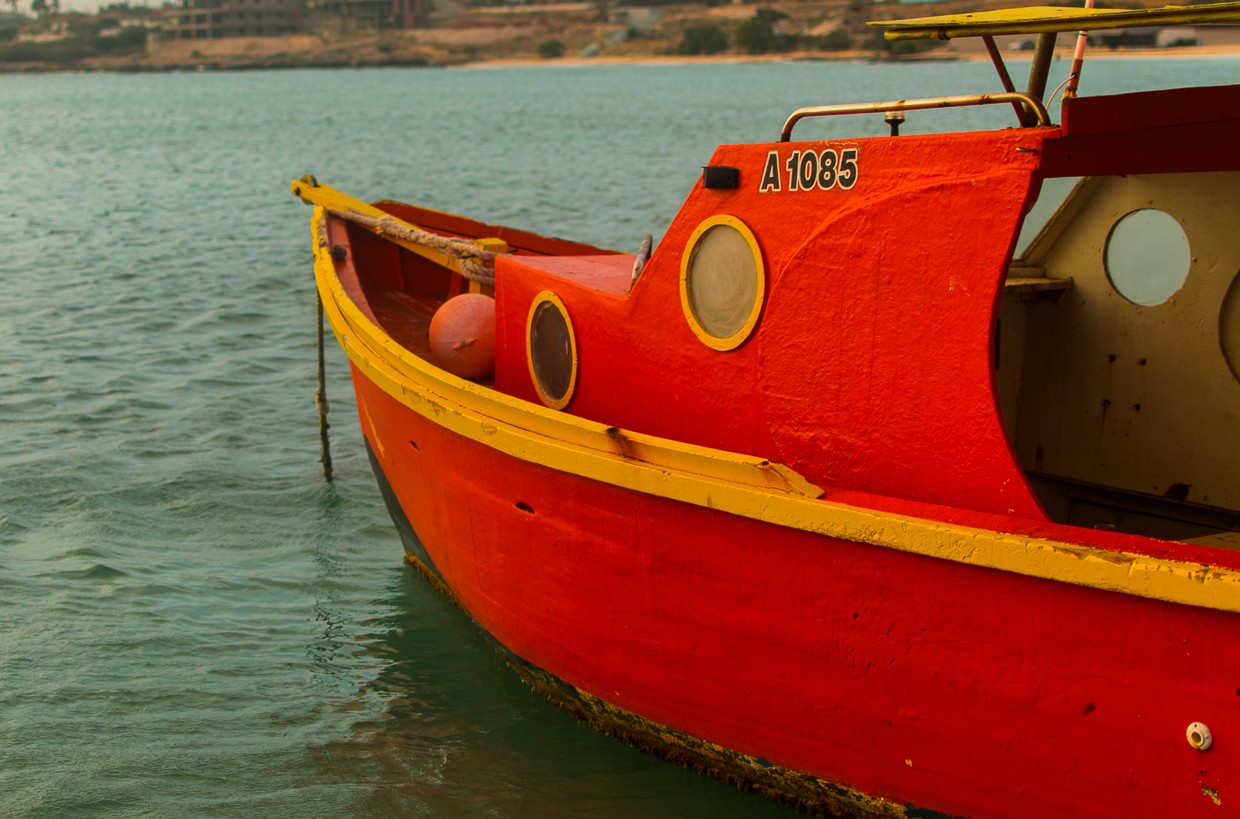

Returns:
1104,208,1191,307
527,291,578,410
680,215,765,351
1221,271,1240,384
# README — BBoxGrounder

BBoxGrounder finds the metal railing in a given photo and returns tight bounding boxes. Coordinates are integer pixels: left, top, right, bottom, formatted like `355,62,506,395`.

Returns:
780,92,1051,142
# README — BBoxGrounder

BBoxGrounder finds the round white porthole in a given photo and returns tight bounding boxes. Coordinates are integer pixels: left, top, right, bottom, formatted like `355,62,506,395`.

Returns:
1104,208,1191,307
679,215,765,351
527,291,578,410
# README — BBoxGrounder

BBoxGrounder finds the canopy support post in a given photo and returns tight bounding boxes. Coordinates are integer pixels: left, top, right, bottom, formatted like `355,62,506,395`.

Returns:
983,35,1035,126
1026,32,1058,109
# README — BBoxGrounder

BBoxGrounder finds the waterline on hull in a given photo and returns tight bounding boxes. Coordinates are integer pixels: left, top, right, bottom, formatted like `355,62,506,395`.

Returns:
369,441,928,818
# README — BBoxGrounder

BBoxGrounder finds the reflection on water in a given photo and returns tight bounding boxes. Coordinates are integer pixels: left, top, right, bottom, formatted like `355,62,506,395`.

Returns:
311,568,799,818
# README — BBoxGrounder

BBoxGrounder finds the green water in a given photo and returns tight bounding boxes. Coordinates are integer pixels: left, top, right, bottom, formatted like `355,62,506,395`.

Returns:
2,58,1237,817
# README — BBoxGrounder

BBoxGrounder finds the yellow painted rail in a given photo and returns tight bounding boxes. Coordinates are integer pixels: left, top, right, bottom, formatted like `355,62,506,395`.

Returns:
872,2,1240,40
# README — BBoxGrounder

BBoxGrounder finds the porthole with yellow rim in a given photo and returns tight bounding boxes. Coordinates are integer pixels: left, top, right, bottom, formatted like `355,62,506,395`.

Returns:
526,291,578,410
679,215,766,351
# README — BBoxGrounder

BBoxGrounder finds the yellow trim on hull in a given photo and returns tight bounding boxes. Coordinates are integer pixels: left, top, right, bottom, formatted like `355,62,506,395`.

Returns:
313,208,1240,615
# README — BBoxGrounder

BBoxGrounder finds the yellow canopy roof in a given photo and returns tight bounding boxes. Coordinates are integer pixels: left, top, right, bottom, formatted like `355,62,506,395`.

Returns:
871,3,1240,40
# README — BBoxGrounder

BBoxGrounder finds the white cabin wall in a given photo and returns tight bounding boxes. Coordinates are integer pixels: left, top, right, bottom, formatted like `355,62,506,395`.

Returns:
1013,171,1240,514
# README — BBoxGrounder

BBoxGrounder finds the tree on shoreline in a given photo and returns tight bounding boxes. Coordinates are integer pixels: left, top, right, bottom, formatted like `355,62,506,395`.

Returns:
678,23,726,56
735,8,793,55
31,0,61,17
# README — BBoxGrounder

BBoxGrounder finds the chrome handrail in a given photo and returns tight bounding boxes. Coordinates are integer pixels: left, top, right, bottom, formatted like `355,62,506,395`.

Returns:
780,92,1051,142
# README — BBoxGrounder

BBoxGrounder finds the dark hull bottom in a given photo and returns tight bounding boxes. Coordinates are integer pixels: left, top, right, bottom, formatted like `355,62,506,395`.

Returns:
366,443,927,818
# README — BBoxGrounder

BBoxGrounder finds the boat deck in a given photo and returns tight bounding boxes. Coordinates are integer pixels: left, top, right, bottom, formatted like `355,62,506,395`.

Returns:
368,288,436,360
368,287,498,389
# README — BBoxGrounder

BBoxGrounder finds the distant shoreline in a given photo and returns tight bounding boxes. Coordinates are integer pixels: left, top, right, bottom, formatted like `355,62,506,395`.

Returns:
3,42,1240,75
463,43,1240,70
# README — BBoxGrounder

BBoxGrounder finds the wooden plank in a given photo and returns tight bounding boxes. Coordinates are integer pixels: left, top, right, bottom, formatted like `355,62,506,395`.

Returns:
291,177,466,276
1004,276,1072,294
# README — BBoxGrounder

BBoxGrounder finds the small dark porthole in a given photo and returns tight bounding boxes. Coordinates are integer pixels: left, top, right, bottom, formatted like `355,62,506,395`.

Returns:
527,291,578,410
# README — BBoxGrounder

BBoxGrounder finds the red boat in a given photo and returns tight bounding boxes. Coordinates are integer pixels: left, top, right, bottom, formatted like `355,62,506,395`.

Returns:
295,5,1240,815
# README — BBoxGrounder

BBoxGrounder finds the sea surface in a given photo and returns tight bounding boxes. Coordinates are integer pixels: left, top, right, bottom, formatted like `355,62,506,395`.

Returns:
2,56,1237,818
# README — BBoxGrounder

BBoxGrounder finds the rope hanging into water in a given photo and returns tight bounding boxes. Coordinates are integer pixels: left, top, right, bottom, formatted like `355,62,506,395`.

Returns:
328,208,497,285
315,290,334,482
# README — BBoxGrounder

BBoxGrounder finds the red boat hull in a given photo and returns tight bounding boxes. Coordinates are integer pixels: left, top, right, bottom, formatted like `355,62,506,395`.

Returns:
295,74,1240,817
353,366,1238,817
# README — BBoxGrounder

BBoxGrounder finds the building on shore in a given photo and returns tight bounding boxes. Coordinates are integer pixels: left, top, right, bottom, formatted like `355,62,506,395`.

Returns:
158,0,428,39
308,0,429,30
161,0,302,40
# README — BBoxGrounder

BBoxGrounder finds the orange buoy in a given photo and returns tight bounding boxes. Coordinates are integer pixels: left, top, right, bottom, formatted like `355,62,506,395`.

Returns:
429,293,496,379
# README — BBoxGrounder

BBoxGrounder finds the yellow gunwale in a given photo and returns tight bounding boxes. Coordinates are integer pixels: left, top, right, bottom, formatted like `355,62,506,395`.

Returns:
313,207,1240,614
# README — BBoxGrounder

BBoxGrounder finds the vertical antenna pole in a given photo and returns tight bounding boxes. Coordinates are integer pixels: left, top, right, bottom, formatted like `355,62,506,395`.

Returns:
1065,0,1096,99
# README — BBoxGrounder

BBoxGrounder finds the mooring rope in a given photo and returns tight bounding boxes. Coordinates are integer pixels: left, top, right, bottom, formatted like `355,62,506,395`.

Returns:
315,290,334,483
327,208,497,285
312,218,334,482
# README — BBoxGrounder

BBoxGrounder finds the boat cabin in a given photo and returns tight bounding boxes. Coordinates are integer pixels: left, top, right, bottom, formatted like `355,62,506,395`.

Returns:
302,4,1240,553
1000,150,1240,545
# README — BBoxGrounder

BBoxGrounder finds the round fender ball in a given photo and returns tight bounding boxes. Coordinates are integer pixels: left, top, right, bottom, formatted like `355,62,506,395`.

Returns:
429,293,496,379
